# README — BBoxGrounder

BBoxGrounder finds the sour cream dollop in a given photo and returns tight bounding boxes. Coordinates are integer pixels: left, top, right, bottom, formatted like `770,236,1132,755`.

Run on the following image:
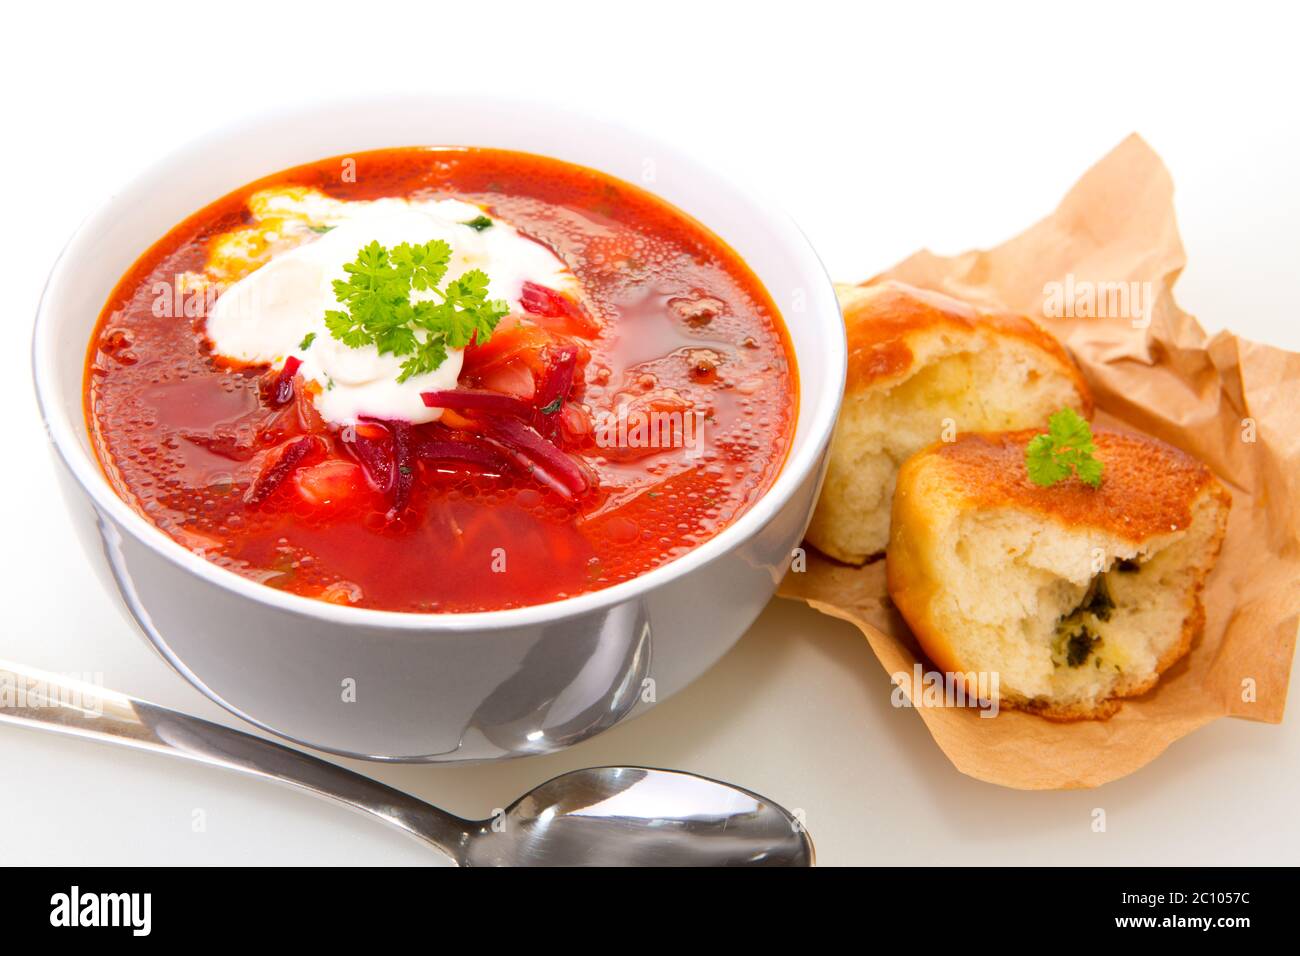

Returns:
204,191,573,425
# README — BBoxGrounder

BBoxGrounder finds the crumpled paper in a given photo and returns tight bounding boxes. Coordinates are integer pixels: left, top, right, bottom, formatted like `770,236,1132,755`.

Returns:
779,134,1299,789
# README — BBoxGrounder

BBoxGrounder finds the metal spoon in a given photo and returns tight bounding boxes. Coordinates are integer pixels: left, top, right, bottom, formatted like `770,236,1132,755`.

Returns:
0,661,813,866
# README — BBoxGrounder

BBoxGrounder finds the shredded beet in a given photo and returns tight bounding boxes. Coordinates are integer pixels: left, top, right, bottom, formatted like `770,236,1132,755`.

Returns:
388,420,414,515
531,345,579,441
414,435,510,472
246,436,320,505
466,433,566,499
343,425,395,495
343,419,417,515
344,401,586,507
425,345,578,444
519,281,599,336
484,416,589,498
520,281,573,319
269,356,302,407
420,388,535,420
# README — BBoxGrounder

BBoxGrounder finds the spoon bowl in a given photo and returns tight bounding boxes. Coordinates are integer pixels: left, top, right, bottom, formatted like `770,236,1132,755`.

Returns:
466,767,814,866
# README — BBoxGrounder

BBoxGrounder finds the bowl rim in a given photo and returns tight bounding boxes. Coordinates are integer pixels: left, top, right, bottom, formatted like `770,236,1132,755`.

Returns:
33,93,845,632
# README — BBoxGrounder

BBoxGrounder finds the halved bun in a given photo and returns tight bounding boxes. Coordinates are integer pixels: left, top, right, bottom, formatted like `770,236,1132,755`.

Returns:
807,281,1091,564
886,428,1231,720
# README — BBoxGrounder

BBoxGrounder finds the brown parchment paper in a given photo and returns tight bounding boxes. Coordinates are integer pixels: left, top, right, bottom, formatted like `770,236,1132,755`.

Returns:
779,134,1300,789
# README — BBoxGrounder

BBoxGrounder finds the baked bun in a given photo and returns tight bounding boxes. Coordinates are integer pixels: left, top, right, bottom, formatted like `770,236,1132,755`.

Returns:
886,429,1231,720
807,281,1092,564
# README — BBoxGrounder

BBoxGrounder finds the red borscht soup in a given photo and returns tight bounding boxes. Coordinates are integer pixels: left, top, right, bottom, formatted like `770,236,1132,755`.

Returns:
85,148,796,612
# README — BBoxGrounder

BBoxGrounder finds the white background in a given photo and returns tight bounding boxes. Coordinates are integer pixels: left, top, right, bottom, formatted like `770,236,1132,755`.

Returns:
1,0,1297,865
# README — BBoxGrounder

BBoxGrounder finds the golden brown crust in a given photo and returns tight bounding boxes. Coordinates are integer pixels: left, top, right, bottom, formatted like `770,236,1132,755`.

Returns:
1016,693,1123,721
840,280,1093,415
887,427,1231,721
886,470,963,678
926,428,1226,545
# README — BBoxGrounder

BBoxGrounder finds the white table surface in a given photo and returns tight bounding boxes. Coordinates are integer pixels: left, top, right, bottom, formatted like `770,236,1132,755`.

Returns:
2,0,1296,866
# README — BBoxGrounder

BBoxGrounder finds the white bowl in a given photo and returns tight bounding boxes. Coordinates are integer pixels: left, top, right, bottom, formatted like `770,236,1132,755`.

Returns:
33,95,845,761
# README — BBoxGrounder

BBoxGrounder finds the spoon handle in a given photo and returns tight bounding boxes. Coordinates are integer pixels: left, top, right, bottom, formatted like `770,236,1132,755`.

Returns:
0,659,470,862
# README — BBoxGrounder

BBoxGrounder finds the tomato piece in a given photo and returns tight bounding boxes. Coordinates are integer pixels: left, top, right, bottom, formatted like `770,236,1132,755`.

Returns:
293,459,363,506
559,402,593,447
477,359,537,400
462,318,552,373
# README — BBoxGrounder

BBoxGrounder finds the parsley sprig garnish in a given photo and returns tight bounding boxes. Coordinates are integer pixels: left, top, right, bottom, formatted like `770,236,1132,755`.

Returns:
324,239,508,383
1025,408,1104,488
